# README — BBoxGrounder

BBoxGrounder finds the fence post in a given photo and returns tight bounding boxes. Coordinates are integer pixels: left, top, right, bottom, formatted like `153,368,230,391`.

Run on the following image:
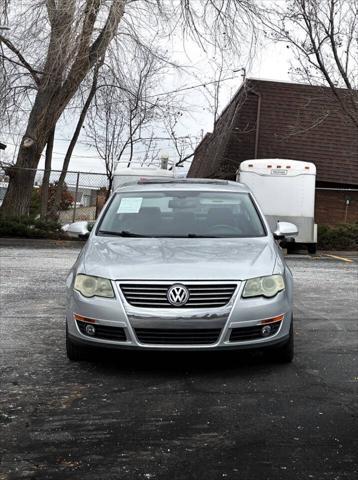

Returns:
72,172,80,223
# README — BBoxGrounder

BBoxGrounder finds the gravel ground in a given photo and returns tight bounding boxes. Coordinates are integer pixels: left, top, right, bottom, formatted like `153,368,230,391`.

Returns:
0,244,357,480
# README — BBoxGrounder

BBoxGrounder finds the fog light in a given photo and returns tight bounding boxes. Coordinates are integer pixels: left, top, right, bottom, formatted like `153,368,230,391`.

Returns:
261,325,272,337
85,324,96,336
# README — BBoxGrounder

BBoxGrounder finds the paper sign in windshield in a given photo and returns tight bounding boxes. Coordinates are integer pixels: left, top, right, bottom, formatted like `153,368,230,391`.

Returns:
117,197,143,213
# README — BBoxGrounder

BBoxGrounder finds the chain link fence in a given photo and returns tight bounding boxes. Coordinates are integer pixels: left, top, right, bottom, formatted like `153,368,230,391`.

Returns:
1,167,357,225
0,167,109,223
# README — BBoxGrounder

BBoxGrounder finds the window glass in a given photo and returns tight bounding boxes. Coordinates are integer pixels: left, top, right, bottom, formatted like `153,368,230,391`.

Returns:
98,191,266,238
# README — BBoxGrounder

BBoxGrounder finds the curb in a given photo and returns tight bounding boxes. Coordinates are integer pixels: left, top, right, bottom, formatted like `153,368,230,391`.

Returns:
0,237,84,249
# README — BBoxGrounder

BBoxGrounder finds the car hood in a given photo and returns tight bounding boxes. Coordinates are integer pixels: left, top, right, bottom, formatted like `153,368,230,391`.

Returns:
81,236,278,281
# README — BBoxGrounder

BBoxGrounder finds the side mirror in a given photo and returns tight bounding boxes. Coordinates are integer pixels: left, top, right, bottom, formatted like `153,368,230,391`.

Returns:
274,221,298,240
62,221,90,239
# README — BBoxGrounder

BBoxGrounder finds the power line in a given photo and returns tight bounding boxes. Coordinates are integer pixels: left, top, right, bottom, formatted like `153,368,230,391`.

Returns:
63,74,239,110
3,140,194,159
147,74,240,98
1,74,241,113
2,131,201,145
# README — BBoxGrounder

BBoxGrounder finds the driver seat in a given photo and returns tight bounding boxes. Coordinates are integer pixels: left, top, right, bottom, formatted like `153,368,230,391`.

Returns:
207,207,236,228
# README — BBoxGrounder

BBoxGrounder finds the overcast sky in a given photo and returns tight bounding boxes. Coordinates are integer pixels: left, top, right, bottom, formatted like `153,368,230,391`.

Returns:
2,18,293,175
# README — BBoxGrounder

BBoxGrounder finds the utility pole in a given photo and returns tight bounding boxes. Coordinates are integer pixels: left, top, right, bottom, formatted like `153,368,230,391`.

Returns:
160,152,169,170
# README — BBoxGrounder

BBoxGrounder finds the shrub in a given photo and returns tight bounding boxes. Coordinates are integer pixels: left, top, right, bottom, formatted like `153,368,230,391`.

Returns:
30,182,74,218
318,223,358,250
0,216,65,239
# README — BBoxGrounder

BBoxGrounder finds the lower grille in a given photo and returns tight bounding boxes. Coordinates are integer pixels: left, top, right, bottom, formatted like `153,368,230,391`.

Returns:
230,322,281,342
135,328,221,345
77,321,126,342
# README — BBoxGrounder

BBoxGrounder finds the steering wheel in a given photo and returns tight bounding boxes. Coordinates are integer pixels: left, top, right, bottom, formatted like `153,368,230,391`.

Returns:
210,224,238,235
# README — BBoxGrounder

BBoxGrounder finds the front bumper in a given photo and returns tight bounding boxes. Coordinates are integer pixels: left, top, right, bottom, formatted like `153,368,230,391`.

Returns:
66,280,293,351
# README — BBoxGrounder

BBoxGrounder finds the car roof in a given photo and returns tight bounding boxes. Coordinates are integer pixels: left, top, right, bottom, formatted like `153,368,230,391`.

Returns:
114,178,251,194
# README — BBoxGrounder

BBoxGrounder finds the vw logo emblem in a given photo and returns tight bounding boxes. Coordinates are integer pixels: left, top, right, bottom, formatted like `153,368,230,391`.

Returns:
167,284,190,306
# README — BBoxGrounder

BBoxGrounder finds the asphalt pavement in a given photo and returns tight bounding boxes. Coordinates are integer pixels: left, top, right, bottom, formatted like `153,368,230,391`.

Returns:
0,243,357,480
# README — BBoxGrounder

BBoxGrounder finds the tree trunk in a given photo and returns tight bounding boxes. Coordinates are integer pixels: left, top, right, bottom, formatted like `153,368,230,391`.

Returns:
0,139,45,218
0,88,58,219
48,62,101,221
40,127,55,220
106,175,114,201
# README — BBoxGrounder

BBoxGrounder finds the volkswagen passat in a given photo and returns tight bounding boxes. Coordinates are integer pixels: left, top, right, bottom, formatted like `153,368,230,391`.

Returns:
65,179,298,362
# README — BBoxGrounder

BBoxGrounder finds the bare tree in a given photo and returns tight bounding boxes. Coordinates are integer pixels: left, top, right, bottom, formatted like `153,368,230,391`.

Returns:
0,0,10,23
140,133,160,167
0,0,257,218
261,0,358,127
197,43,232,128
0,0,125,218
162,106,199,169
47,59,103,220
40,127,55,219
85,46,166,197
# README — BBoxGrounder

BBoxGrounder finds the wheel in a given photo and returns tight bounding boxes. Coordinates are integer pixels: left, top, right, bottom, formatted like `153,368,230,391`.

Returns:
285,242,295,254
66,324,88,361
307,243,317,254
267,320,294,363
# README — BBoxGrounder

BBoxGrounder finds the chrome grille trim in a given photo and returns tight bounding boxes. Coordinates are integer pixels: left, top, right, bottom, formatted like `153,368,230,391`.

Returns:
119,282,238,308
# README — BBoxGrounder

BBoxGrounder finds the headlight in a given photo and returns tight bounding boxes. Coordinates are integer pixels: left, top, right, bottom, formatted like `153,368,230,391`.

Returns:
242,274,285,298
74,274,114,298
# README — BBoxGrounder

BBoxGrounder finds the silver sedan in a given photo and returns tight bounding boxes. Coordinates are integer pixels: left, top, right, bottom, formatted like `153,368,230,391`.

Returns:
65,179,298,362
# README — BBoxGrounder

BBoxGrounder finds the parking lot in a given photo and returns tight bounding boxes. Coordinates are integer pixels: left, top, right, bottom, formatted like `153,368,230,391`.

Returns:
0,241,357,480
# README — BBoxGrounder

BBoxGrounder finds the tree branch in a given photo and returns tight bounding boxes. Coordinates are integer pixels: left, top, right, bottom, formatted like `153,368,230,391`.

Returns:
0,34,41,85
326,0,352,90
173,152,195,169
45,0,57,26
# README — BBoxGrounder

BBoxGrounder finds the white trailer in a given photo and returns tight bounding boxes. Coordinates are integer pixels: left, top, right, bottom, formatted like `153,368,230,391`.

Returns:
112,166,176,191
237,159,317,253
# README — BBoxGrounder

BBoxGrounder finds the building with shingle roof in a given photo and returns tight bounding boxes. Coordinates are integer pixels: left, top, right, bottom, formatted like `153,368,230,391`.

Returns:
188,79,358,224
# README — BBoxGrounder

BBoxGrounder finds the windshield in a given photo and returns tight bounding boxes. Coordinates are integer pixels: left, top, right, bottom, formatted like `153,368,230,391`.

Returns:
98,190,266,238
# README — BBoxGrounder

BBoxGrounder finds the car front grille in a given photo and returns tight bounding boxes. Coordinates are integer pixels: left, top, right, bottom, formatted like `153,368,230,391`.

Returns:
230,322,281,342
77,321,126,342
120,283,237,308
135,328,221,345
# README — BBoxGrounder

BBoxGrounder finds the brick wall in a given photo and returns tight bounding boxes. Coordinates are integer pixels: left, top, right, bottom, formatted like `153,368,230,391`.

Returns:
315,190,358,225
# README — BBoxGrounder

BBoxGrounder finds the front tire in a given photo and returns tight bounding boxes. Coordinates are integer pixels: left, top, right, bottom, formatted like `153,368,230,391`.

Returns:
285,242,296,254
66,324,88,361
267,320,294,363
307,243,317,254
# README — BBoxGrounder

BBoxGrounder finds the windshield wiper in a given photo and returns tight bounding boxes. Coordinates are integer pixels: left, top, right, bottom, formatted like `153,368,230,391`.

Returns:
186,233,218,238
99,230,149,237
99,230,219,238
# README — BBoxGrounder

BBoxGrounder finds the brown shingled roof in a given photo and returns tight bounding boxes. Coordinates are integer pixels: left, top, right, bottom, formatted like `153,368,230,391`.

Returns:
188,79,358,186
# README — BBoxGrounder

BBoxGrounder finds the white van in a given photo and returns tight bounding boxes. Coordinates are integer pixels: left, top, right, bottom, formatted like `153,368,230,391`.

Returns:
237,159,317,253
113,166,176,191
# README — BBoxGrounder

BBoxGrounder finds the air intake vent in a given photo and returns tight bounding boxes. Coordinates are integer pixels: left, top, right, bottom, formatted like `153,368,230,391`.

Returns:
135,328,221,345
